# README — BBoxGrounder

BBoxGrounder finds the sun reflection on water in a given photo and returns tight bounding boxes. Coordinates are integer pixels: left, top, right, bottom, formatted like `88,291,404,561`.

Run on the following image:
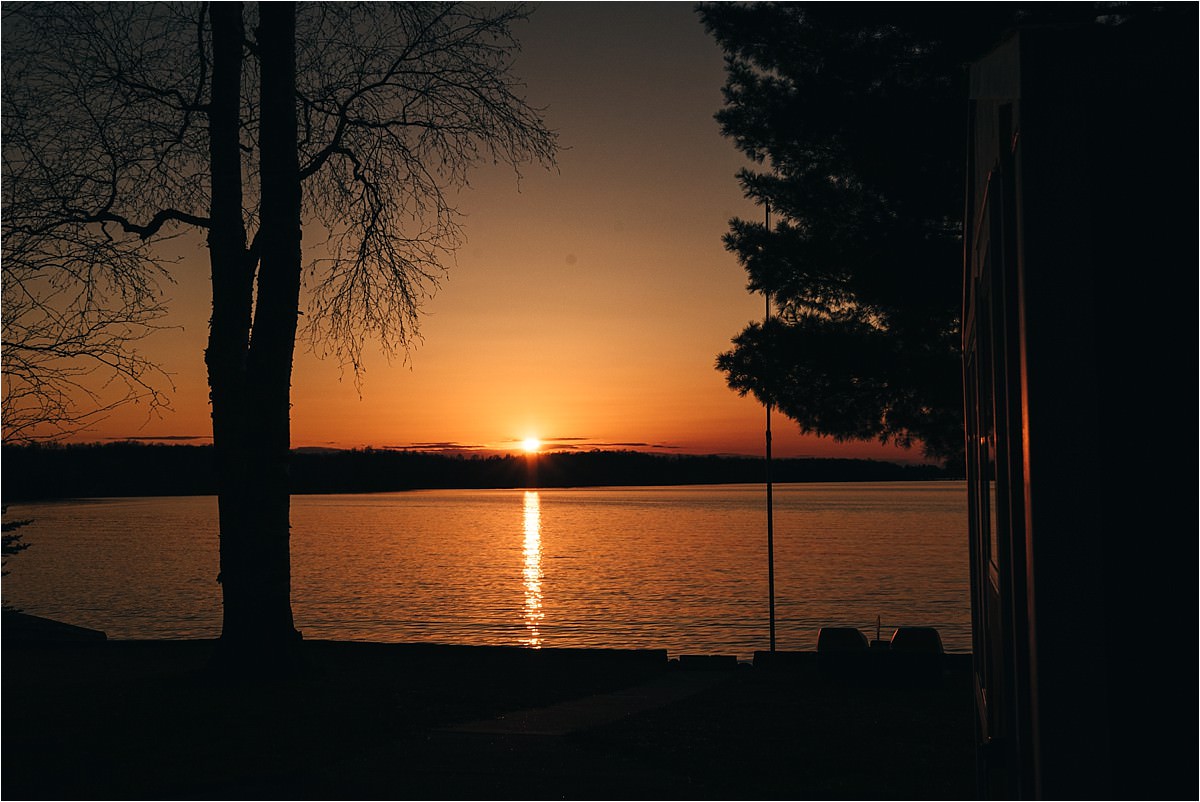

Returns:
522,490,544,647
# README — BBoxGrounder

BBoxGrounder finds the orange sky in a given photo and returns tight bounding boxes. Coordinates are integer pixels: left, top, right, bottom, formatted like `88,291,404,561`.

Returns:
60,3,928,464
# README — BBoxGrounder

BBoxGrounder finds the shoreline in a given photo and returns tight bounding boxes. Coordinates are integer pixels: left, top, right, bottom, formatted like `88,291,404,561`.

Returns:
2,476,964,504
3,609,974,663
2,443,956,501
4,628,975,799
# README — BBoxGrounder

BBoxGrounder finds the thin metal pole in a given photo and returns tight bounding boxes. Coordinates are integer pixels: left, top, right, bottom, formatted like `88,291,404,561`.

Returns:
765,201,776,653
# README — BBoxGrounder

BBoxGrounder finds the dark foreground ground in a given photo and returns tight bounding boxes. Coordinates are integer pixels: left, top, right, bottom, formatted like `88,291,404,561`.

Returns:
3,634,975,800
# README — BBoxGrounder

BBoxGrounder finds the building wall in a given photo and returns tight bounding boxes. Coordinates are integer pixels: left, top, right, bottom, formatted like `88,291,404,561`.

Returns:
964,19,1196,799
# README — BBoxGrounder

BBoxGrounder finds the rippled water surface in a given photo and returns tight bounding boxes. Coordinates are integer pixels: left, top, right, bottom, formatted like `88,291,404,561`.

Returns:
3,482,969,657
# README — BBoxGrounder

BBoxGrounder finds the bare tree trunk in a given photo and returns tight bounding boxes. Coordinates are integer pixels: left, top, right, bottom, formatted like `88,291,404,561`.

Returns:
208,1,301,671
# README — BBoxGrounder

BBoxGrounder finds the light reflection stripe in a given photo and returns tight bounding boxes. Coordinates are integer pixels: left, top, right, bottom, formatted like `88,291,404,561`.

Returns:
522,491,544,647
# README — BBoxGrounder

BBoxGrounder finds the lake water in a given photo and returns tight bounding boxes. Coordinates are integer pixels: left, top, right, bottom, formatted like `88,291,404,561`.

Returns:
2,482,970,659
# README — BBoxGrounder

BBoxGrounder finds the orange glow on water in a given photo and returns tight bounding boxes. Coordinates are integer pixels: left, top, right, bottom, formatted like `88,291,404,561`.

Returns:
6,483,971,653
522,491,544,648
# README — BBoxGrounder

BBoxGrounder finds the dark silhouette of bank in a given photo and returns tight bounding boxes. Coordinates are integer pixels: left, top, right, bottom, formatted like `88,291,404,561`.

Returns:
962,11,1196,799
0,441,950,500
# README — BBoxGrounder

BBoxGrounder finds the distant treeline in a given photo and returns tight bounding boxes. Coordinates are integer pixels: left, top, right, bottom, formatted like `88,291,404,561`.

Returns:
1,442,955,500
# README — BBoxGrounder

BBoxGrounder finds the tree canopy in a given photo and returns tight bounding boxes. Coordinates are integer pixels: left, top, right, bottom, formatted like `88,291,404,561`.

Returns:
699,3,1123,464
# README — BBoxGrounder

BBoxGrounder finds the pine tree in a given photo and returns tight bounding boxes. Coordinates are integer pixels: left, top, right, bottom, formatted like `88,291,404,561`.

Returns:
700,4,1115,464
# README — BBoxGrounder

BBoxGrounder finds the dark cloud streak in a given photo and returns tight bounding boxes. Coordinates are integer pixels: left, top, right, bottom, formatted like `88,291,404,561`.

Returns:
106,435,211,442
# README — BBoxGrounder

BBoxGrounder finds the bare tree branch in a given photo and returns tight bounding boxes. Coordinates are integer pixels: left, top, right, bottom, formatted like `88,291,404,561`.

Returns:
2,2,203,441
291,3,559,375
3,2,558,435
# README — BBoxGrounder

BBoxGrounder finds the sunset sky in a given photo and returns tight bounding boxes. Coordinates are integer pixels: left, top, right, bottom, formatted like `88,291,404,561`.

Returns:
75,2,926,463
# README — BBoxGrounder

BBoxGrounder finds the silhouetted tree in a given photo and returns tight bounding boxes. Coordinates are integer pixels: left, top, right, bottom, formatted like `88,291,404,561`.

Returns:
2,506,33,579
2,2,556,671
699,4,1128,464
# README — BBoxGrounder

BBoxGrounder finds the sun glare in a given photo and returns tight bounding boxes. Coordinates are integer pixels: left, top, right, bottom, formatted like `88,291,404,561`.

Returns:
522,437,541,453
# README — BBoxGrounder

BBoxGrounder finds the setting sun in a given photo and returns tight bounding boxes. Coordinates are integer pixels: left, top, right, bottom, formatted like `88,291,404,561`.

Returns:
522,437,541,453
